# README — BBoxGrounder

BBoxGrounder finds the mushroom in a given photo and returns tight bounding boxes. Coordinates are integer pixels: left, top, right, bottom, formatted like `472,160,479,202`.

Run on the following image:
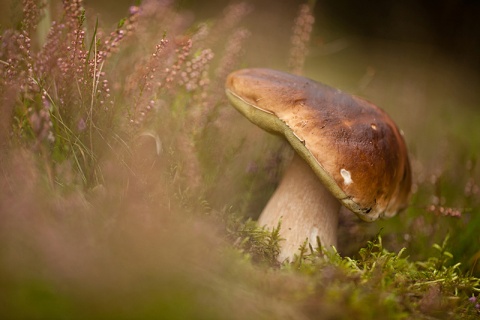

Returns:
225,68,412,261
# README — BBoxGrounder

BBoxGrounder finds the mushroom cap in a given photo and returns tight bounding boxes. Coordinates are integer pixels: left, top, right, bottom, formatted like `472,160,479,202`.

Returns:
225,68,411,221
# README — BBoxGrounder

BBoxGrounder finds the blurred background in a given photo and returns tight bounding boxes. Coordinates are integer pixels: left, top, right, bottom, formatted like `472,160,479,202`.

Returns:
68,0,480,159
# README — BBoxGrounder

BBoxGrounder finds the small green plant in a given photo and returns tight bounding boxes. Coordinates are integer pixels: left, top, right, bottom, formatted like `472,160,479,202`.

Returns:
227,214,283,265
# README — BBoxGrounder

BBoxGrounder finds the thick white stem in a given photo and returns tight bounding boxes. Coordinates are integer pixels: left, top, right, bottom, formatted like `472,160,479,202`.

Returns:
258,153,340,261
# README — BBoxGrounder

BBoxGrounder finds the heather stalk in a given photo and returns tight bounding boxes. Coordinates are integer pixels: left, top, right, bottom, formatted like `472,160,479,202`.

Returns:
288,3,316,75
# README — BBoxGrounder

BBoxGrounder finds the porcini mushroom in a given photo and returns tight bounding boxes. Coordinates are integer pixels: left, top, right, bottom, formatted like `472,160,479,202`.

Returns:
225,68,411,261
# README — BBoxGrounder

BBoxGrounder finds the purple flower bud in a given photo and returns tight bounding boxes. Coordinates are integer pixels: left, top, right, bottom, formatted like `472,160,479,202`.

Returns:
77,118,86,132
129,6,140,16
246,161,258,174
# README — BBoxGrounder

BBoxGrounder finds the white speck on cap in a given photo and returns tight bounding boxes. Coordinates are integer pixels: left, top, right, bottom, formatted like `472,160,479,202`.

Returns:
340,169,353,185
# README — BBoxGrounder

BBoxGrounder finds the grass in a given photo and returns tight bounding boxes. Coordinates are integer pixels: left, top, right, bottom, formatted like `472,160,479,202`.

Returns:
0,0,479,319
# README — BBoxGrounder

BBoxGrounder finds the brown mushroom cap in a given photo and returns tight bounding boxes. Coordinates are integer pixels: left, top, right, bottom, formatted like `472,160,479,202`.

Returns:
225,68,411,221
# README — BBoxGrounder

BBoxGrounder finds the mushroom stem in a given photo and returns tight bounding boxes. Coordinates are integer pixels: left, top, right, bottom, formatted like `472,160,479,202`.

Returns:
258,153,341,261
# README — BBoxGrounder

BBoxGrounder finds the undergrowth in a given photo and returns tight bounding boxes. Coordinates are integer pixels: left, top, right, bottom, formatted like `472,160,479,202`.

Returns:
226,213,480,318
0,0,479,319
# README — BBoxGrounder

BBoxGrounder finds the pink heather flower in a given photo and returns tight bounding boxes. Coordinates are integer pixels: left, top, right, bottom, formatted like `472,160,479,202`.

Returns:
129,6,140,16
77,118,86,132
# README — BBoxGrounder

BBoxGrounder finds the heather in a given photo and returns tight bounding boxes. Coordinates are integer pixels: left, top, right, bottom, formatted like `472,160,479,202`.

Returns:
0,0,479,319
